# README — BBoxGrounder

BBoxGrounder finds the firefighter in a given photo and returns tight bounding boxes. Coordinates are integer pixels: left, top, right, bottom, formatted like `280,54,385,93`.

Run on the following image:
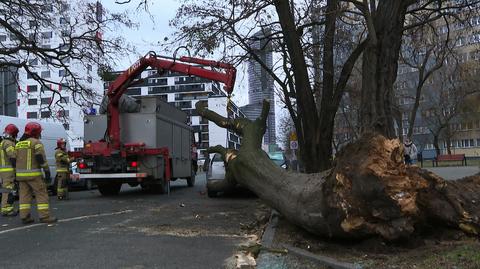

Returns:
0,124,19,216
15,122,57,224
55,138,71,200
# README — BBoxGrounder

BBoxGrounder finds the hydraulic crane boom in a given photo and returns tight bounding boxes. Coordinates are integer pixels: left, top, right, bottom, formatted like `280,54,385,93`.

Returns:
106,51,237,149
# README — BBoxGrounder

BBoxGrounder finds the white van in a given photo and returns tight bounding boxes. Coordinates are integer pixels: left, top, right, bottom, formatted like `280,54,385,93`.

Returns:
0,116,69,191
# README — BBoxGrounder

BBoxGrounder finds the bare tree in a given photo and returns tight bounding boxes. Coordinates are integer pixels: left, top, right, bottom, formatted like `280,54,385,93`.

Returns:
168,0,366,172
399,19,455,139
0,0,133,116
422,60,480,155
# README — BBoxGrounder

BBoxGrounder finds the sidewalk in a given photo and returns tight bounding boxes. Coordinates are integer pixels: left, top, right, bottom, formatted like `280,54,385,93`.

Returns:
425,166,479,180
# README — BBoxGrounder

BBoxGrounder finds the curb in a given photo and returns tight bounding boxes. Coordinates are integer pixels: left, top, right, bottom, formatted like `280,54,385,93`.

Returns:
284,245,363,269
261,210,279,248
256,210,363,269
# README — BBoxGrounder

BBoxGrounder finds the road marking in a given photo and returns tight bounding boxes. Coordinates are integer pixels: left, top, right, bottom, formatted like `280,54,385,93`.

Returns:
0,210,133,235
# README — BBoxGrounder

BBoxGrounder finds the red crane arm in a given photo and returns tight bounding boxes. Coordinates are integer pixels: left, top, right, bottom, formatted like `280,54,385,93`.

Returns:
106,52,237,149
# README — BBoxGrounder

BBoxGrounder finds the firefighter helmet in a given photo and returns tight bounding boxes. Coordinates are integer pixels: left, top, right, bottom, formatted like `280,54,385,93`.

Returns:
24,122,42,138
4,124,19,138
57,138,67,149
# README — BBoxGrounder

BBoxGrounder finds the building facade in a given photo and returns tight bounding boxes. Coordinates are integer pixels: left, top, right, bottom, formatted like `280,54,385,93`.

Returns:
396,13,480,158
0,1,104,149
242,29,276,147
105,69,245,158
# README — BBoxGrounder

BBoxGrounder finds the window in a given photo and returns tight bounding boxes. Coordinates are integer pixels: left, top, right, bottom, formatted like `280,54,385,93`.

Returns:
27,72,38,79
9,34,18,41
28,99,38,105
28,58,38,66
42,4,53,12
58,110,69,117
40,111,51,118
59,44,69,51
87,76,92,83
41,97,51,105
126,88,141,95
61,30,70,37
41,71,51,78
26,112,37,119
59,69,66,77
63,123,69,130
27,85,38,92
87,64,92,71
41,84,51,92
60,97,69,103
59,17,69,24
0,35,6,42
41,32,53,39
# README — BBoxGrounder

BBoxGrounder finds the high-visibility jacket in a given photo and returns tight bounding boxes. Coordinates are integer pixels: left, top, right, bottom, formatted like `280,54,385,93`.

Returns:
55,149,70,173
15,138,48,180
0,139,16,173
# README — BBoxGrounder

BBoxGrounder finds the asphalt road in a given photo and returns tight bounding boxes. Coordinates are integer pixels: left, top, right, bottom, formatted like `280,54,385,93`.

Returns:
0,174,259,269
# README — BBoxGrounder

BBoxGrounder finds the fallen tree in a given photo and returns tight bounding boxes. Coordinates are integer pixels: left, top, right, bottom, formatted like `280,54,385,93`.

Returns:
197,100,480,240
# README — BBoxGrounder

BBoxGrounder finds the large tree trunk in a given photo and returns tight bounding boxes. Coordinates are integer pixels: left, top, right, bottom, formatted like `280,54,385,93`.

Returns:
433,134,441,156
360,1,407,138
198,101,480,240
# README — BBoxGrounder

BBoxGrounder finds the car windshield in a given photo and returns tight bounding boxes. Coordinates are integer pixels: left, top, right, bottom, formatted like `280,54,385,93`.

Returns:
268,152,285,166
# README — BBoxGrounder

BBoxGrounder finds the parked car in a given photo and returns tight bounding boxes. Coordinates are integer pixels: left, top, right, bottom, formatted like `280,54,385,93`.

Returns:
267,151,287,169
206,153,227,197
206,151,287,198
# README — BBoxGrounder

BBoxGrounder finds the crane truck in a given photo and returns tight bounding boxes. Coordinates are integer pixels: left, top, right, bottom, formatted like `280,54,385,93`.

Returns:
71,52,236,196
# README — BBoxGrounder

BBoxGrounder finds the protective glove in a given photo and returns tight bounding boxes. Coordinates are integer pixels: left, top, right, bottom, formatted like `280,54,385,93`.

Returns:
44,169,52,183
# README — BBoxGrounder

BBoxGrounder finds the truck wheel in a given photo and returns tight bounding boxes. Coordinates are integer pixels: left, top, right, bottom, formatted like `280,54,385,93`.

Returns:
144,180,169,194
85,179,93,190
98,183,122,196
207,189,218,198
187,175,195,187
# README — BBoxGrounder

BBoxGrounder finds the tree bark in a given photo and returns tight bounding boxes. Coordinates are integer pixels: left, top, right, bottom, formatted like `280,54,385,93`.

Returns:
360,1,408,138
433,134,441,156
198,100,480,240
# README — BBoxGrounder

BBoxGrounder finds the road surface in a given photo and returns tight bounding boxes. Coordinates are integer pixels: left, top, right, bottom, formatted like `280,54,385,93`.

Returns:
0,174,259,269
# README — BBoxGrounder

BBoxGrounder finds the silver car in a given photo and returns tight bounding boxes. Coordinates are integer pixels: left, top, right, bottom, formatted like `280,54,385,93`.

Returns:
206,152,286,197
206,153,228,197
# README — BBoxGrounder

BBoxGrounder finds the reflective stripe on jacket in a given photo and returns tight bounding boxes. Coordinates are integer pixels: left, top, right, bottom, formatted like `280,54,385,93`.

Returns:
0,139,16,172
55,149,70,173
15,138,48,178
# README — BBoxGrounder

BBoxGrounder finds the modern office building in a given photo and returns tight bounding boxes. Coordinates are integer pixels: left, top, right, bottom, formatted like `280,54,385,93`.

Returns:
0,67,18,117
242,29,276,147
104,69,245,157
0,2,104,149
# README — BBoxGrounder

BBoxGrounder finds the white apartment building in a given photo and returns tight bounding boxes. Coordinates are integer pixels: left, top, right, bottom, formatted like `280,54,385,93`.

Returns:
0,1,104,150
106,69,245,158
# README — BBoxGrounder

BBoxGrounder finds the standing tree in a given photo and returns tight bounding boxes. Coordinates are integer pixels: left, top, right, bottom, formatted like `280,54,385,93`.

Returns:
100,0,480,240
422,60,480,155
0,0,133,111
173,0,480,240
169,0,366,172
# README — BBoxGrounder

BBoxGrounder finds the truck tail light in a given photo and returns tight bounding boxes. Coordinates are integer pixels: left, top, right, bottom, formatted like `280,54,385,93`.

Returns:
130,161,138,168
79,162,87,169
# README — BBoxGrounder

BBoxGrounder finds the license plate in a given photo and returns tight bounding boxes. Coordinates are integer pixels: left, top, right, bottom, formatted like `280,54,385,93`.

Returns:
70,174,80,182
79,169,92,173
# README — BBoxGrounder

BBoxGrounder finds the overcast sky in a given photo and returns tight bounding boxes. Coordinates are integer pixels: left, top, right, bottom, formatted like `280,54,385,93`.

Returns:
101,0,180,68
100,0,286,136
